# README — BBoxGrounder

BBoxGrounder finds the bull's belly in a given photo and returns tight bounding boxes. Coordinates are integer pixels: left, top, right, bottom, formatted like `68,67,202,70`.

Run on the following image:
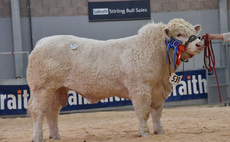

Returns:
64,80,129,103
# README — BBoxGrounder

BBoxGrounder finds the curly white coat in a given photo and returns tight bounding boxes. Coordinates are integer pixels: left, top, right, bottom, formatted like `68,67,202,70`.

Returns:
27,18,204,142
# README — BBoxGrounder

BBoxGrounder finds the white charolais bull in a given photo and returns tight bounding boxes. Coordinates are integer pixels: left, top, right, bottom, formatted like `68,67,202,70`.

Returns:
27,18,204,142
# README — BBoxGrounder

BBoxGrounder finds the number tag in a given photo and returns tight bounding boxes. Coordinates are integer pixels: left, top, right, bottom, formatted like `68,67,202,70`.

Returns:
169,73,183,85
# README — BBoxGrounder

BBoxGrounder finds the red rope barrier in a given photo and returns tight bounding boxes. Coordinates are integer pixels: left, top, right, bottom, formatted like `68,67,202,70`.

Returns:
203,33,222,103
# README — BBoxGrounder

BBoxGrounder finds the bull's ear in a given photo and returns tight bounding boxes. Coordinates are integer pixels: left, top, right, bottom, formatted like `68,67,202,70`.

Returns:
194,24,202,34
163,27,171,39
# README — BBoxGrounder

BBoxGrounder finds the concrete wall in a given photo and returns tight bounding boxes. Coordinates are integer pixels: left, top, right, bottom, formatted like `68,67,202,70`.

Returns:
0,0,228,79
0,0,219,17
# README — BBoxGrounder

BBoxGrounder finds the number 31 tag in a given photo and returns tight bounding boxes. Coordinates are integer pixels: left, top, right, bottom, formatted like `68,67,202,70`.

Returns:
169,73,183,85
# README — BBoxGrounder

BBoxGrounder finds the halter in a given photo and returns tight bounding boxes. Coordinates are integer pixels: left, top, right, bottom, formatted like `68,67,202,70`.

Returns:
165,35,198,70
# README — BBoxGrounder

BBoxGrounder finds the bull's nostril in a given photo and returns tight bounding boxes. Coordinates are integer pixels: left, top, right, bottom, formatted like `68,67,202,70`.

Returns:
196,43,200,48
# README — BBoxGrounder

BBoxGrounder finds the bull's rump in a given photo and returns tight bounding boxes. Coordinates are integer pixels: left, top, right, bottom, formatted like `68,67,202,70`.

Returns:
27,35,138,101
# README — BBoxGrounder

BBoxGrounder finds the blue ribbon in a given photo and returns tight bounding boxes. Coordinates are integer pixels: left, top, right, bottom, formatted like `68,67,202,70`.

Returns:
165,37,182,70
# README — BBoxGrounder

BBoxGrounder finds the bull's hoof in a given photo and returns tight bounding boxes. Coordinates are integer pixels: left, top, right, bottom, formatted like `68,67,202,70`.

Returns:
154,130,165,135
32,137,44,142
139,132,150,137
139,126,150,137
49,135,61,140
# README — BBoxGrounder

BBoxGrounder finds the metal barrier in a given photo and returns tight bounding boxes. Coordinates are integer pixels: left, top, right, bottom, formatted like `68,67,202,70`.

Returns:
206,42,230,104
0,51,30,79
0,51,29,58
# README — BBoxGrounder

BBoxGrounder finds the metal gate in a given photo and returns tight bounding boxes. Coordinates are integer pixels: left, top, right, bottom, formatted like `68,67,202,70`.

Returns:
207,42,230,104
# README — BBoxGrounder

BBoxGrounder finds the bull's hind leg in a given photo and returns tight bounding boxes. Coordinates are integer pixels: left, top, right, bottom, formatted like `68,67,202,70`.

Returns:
130,85,152,137
151,103,164,134
29,89,51,142
45,87,69,140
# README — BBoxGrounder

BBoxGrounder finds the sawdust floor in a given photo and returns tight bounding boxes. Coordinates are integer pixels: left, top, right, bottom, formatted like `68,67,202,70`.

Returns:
0,105,230,142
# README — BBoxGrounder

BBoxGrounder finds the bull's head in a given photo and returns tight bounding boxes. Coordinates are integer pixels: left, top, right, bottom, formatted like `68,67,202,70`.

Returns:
163,18,205,62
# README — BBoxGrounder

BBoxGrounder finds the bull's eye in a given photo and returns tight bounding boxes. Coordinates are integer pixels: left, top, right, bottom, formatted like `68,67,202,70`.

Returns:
177,33,182,37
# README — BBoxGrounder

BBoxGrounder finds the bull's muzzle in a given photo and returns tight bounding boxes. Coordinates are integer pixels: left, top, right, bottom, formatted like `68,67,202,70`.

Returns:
195,41,205,50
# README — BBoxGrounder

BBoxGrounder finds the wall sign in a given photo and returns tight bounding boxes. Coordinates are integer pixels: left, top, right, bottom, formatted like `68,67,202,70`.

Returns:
88,0,151,22
166,69,208,102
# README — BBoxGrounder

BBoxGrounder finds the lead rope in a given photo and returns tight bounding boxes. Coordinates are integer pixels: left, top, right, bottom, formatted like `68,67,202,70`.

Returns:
203,33,222,103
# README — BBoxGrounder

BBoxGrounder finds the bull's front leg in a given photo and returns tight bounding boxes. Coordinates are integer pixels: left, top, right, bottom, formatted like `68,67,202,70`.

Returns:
130,85,152,137
151,103,164,134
